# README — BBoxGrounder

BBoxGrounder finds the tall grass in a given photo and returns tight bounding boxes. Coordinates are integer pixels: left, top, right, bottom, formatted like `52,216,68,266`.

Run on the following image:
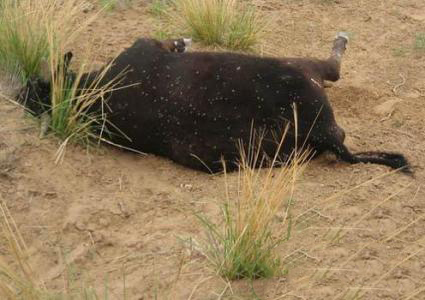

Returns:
0,0,99,81
0,199,44,299
171,0,264,51
0,0,49,81
47,38,128,162
0,0,129,159
196,128,311,280
41,0,130,155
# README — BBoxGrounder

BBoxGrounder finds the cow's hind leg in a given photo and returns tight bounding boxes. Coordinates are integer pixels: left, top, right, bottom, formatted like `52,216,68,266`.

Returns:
321,32,349,82
330,32,349,65
160,38,192,53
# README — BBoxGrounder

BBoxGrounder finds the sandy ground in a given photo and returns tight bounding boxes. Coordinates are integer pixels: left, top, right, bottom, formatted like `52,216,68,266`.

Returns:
1,0,425,299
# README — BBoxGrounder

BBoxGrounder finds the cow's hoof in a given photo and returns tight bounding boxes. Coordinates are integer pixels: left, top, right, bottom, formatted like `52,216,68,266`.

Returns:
183,38,192,48
336,32,349,42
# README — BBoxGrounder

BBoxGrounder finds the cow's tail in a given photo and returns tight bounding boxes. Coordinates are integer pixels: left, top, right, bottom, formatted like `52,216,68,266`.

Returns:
328,140,412,174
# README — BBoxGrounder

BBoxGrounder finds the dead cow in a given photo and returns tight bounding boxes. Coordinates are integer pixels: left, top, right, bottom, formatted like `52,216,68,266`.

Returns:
19,35,411,173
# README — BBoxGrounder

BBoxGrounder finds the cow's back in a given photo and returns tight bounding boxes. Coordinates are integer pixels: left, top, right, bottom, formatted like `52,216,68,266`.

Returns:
96,41,335,170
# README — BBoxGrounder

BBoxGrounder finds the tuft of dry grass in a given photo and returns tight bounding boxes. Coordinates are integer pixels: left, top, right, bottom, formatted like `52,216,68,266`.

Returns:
0,0,132,160
196,126,311,280
47,38,129,163
0,0,48,81
0,0,97,82
170,0,265,51
0,198,46,299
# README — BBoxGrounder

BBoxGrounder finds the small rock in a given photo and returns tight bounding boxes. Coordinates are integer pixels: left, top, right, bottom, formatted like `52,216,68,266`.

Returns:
393,269,404,279
98,217,110,227
375,209,385,219
75,221,86,231
81,1,95,13
86,223,96,232
360,249,376,260
180,183,193,190
91,231,104,243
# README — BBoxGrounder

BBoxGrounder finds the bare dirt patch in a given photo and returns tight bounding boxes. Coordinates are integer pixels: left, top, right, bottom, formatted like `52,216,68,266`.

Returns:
1,0,424,299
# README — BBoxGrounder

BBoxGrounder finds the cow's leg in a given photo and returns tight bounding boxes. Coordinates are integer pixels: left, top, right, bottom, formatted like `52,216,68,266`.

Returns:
63,51,73,72
321,32,349,82
330,32,349,65
160,38,192,53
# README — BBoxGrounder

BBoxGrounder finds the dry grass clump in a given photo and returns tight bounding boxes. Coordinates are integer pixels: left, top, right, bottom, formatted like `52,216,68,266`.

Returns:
0,0,129,158
47,41,127,163
170,0,264,51
0,0,49,81
0,0,91,82
196,128,311,280
0,198,43,299
42,4,129,160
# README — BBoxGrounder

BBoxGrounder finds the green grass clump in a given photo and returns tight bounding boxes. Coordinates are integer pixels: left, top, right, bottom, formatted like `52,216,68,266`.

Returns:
196,130,310,280
48,49,127,163
0,0,128,160
41,22,129,161
0,0,50,82
392,47,408,57
414,33,425,50
149,0,171,17
99,0,132,10
0,0,98,82
171,0,264,51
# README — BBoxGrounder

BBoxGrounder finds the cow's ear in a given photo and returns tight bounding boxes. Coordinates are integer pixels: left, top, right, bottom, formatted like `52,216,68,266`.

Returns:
64,51,73,69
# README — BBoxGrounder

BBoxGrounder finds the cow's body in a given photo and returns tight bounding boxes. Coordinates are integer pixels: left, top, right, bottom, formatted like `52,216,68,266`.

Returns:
19,35,411,173
88,39,339,171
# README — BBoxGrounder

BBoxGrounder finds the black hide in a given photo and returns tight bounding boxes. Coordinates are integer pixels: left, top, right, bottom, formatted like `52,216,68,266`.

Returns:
19,38,411,173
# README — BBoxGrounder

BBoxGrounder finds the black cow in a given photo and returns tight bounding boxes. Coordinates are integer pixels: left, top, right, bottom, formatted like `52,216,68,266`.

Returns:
18,34,411,173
